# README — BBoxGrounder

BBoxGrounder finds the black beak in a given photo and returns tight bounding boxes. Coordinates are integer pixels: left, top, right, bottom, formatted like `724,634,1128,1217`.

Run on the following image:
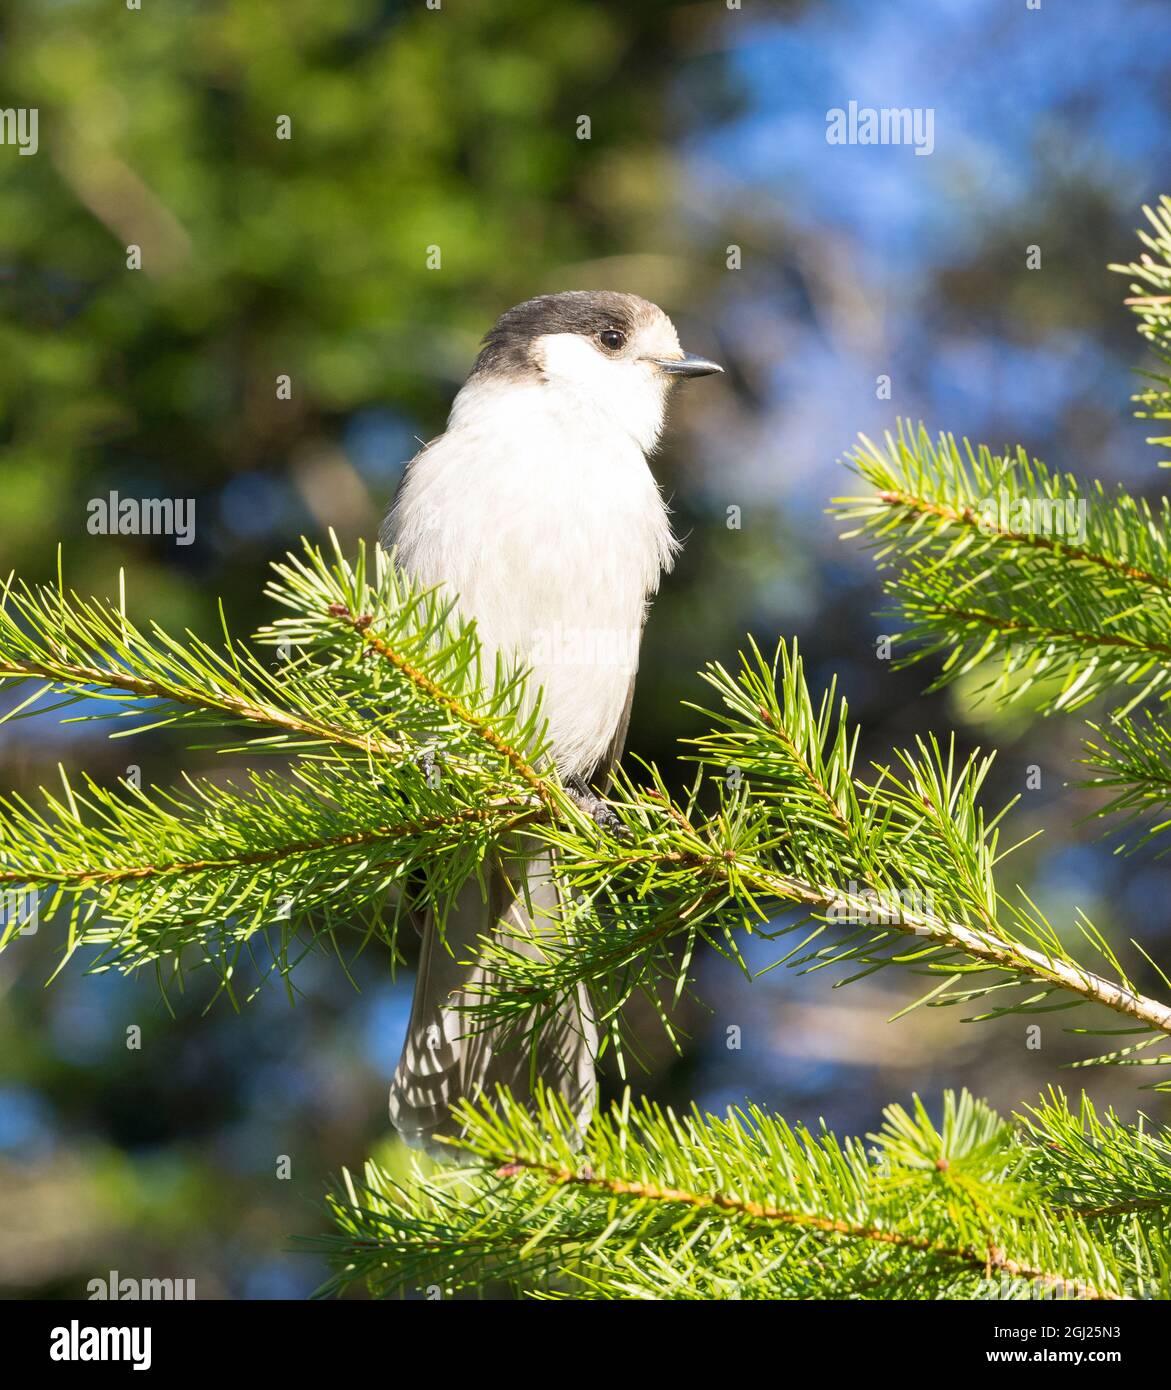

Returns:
651,351,724,378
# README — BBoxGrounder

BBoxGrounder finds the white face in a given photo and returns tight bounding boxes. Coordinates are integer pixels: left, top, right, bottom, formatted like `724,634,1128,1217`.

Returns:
531,310,685,452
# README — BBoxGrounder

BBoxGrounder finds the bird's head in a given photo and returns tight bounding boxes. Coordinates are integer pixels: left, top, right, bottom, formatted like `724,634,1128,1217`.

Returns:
465,291,722,451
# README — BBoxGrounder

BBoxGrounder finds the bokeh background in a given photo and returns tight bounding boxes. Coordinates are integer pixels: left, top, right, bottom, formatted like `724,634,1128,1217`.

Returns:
2,0,1170,1298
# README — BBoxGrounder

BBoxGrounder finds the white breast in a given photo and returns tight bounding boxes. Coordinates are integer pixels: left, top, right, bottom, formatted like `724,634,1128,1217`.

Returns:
384,377,677,776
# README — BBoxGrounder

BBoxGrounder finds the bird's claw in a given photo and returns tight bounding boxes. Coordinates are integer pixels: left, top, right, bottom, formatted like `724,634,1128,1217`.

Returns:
565,777,630,840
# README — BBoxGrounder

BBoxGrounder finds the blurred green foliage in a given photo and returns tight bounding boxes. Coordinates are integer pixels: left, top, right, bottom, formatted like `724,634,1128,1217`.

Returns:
0,0,734,627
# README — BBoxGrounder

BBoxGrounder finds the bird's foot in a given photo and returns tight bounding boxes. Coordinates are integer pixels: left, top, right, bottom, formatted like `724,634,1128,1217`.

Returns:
564,776,629,839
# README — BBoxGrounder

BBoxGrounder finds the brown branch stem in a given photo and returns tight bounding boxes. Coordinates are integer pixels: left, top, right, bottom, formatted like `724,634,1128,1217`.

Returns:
876,489,1171,593
0,655,398,759
0,803,540,887
496,1155,1126,1300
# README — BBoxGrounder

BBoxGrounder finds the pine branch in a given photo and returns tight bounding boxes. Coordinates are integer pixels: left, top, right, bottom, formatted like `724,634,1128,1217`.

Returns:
1110,194,1171,466
4,553,1169,1083
258,539,557,799
1018,1089,1171,1222
832,416,1171,856
832,423,1171,713
1079,711,1171,853
0,539,565,987
314,1086,1166,1300
0,757,543,991
469,642,1171,1077
0,561,401,760
0,537,554,783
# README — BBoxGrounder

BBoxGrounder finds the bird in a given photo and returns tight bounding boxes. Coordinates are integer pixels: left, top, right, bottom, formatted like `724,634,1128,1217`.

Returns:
381,291,722,1149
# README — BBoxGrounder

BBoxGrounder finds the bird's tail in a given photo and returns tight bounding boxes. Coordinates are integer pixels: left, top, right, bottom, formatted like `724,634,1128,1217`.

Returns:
389,844,597,1150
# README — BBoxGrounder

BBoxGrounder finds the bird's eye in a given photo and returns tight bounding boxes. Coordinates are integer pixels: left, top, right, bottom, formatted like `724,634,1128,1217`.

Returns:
599,329,626,352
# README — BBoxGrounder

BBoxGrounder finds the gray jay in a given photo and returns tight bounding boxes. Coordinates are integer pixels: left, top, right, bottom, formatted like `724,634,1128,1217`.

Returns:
381,291,722,1147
